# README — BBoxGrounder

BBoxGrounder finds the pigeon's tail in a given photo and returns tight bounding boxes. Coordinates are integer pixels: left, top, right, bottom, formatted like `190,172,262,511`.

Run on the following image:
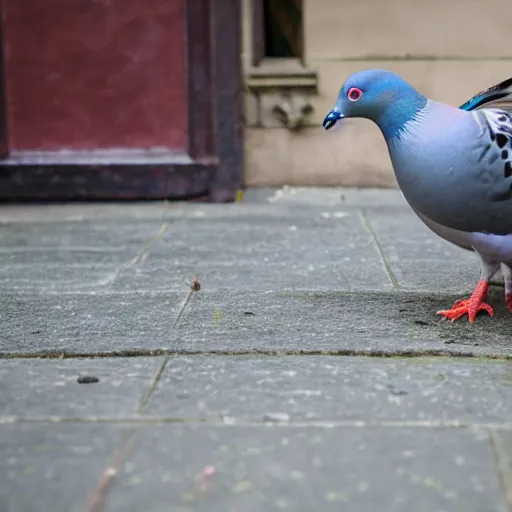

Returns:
459,76,512,111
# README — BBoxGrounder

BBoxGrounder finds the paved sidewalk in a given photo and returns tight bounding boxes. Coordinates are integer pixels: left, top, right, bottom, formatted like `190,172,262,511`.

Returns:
1,187,511,512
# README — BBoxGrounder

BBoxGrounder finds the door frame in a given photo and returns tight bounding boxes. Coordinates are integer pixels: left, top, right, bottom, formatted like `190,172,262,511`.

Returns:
0,0,243,202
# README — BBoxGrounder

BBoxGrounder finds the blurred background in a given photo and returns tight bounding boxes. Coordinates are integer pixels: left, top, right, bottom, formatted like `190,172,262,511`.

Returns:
0,0,510,201
243,0,511,188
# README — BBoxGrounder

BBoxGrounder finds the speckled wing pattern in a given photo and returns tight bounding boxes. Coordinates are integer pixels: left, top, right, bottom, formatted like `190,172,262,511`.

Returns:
474,109,512,203
457,77,512,230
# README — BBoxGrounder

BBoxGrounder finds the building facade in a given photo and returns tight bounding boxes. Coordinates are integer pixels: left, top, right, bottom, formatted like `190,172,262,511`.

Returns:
243,0,512,188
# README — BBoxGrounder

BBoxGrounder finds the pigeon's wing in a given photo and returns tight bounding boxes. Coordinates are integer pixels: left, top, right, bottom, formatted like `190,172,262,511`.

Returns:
452,79,512,234
466,108,512,235
460,77,512,112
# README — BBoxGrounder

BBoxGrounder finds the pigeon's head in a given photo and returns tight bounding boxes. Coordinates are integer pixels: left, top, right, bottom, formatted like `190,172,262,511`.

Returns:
323,69,427,138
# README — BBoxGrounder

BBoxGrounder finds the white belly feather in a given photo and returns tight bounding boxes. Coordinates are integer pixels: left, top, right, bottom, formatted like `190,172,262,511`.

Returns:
413,207,512,265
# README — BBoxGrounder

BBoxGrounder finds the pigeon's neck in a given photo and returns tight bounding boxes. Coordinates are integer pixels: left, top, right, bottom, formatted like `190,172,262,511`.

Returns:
372,90,428,140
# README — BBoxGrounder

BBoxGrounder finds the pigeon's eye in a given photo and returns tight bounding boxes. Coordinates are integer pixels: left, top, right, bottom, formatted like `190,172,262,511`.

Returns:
348,87,363,101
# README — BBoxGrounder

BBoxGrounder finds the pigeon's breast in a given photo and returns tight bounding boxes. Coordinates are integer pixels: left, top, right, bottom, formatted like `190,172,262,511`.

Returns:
386,105,490,233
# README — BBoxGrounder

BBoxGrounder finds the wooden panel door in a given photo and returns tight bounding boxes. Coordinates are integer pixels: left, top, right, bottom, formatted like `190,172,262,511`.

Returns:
0,0,242,201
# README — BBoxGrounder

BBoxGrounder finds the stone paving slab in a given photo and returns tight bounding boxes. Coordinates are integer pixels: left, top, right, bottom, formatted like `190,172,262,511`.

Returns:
0,188,407,224
174,290,512,357
0,201,182,223
0,192,511,510
111,212,393,293
0,292,186,355
142,356,512,424
180,201,362,220
491,430,512,509
0,357,164,419
0,264,122,293
0,195,481,295
365,209,479,292
0,218,163,249
243,186,408,209
1,289,510,356
115,200,477,295
0,247,131,266
104,424,506,512
0,423,128,512
112,259,391,294
2,355,511,425
0,218,172,292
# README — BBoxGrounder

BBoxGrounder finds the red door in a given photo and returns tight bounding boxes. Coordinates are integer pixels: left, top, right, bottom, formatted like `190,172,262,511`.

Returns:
0,0,242,201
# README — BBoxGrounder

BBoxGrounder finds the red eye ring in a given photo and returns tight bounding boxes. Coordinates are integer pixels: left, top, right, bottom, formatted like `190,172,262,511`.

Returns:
348,87,363,101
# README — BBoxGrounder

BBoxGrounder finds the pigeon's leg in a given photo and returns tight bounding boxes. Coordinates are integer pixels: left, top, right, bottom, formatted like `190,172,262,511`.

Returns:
437,259,499,323
502,263,512,313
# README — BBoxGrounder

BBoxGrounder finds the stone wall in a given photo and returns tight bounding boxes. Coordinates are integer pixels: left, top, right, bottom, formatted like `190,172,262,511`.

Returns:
243,0,512,187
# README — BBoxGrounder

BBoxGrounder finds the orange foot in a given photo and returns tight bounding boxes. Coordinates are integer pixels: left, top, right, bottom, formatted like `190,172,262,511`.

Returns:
437,279,494,323
506,293,512,314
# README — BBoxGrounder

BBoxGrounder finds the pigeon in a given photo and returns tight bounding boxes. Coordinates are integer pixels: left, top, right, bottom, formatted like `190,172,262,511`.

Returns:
323,69,512,323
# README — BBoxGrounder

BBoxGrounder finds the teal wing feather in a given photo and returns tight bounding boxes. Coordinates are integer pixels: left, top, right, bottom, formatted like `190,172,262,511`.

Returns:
460,77,512,111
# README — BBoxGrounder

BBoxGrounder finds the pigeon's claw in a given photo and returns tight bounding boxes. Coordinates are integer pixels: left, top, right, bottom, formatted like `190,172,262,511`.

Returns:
436,279,493,323
437,299,494,323
506,293,512,314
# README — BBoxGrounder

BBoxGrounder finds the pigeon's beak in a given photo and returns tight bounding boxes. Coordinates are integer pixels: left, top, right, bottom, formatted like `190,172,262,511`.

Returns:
322,109,344,130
